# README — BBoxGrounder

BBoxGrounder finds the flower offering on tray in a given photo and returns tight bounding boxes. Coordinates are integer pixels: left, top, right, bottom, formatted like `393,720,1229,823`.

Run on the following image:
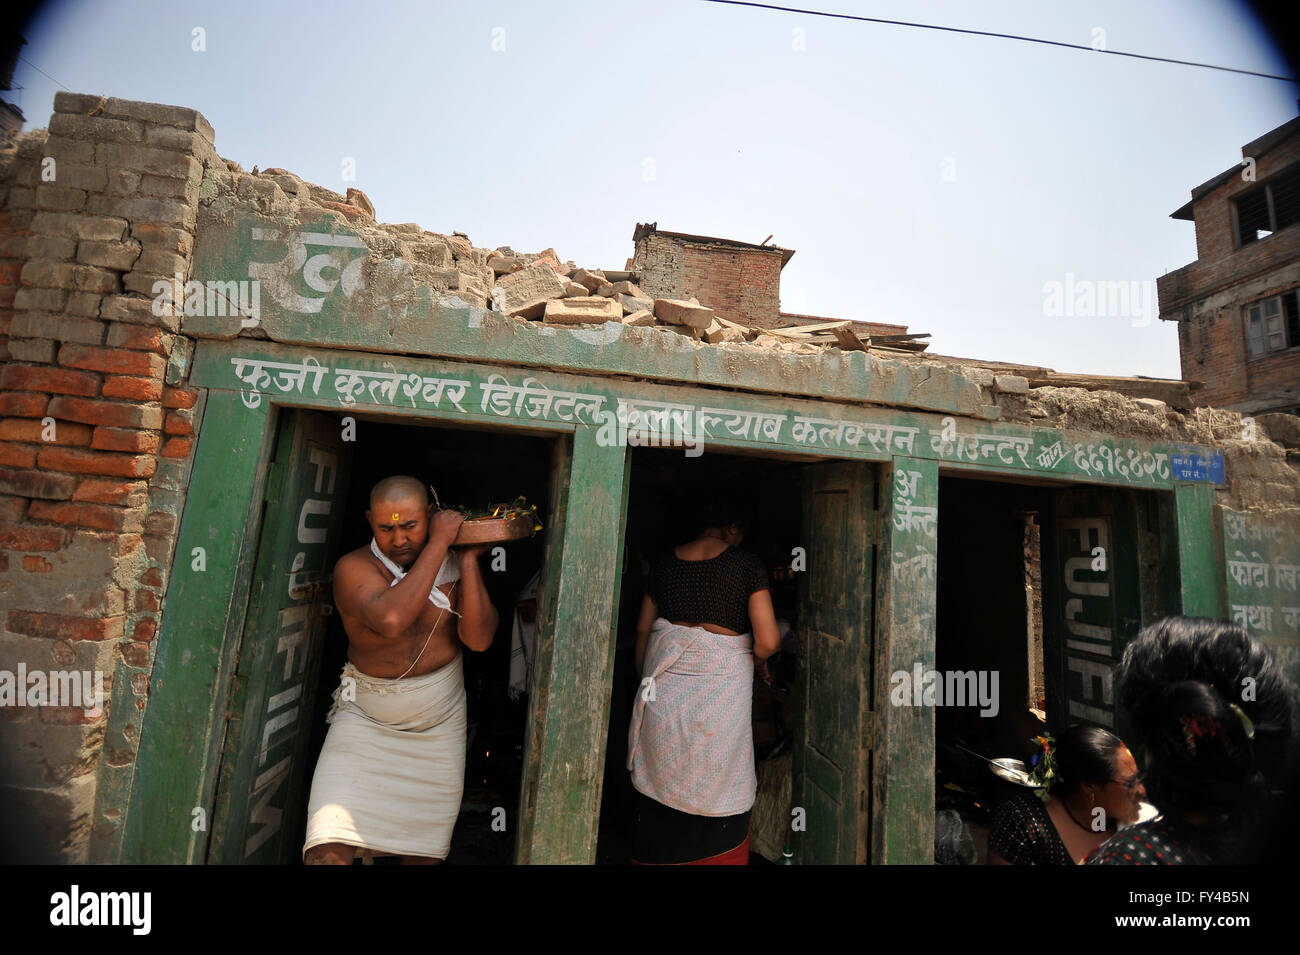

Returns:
430,488,543,546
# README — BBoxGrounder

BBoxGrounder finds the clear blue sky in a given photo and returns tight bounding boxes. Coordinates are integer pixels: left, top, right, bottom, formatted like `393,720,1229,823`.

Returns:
10,0,1297,378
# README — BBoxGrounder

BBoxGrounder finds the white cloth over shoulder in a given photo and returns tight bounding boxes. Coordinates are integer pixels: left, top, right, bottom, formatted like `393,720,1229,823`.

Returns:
627,617,756,816
370,537,460,616
303,654,467,860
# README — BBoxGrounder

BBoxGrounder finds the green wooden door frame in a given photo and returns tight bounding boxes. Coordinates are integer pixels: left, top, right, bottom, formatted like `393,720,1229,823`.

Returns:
207,409,355,864
124,384,629,864
123,389,278,863
794,459,877,864
872,456,939,864
515,426,630,863
1048,487,1133,733
1174,482,1223,619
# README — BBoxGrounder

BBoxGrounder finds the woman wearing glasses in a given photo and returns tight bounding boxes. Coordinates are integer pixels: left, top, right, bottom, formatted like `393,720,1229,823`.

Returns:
988,724,1146,865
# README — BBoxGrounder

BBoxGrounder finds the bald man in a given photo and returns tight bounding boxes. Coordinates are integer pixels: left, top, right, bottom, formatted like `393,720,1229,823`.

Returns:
303,475,499,864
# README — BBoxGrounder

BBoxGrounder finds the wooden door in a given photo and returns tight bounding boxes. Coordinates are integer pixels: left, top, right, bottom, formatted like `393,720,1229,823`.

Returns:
793,460,877,864
207,409,354,863
514,429,631,863
1044,487,1143,736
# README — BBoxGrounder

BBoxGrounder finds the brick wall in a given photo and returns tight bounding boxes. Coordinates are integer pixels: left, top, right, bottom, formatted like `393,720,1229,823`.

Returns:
1165,261,1300,411
0,93,218,862
632,232,785,328
1157,128,1300,413
1190,134,1300,266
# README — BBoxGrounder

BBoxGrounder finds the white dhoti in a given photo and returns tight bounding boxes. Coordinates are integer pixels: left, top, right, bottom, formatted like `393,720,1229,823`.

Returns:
303,652,467,860
627,618,756,816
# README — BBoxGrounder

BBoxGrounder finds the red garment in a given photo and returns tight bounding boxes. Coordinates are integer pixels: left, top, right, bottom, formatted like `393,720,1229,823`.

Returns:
632,835,750,866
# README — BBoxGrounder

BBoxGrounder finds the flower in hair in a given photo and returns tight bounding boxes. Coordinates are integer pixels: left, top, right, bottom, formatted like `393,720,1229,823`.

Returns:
1029,734,1057,802
1180,714,1219,756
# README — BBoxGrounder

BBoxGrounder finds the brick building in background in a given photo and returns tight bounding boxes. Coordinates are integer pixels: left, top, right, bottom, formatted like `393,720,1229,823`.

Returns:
632,222,793,330
1158,114,1300,416
631,221,913,339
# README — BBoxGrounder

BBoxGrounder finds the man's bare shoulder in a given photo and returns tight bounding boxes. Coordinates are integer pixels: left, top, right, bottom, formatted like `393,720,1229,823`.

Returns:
335,546,387,585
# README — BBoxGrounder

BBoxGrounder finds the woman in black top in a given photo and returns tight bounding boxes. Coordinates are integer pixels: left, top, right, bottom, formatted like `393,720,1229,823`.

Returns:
988,724,1145,865
627,500,781,864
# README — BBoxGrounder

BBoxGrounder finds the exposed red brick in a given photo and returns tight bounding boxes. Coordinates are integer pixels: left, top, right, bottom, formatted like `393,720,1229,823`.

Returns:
106,324,166,353
1155,131,1300,410
25,500,80,525
57,344,164,378
21,555,53,572
29,499,135,532
0,521,65,551
90,426,159,453
121,641,150,666
0,418,93,446
7,610,124,641
162,386,197,409
135,589,160,613
0,441,36,468
0,364,99,397
79,503,136,532
132,618,156,642
101,375,163,402
144,510,175,536
0,467,78,499
163,411,192,436
0,494,27,521
140,567,163,587
159,436,192,458
37,446,157,479
73,478,147,505
46,396,159,429
0,391,50,417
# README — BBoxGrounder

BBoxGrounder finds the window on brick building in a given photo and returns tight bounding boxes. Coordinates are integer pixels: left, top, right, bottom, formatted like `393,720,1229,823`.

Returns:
1243,289,1300,357
1235,163,1300,246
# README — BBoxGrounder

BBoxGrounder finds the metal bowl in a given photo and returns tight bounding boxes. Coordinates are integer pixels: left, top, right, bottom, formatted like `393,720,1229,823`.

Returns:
989,757,1041,788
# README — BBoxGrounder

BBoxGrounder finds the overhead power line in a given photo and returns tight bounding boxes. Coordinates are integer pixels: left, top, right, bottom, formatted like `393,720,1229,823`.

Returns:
18,55,68,91
702,0,1297,82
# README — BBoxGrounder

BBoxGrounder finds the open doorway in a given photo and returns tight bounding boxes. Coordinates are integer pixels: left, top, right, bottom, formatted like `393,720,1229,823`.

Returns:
932,474,1178,864
595,446,806,864
932,474,1052,862
207,408,558,864
304,416,554,863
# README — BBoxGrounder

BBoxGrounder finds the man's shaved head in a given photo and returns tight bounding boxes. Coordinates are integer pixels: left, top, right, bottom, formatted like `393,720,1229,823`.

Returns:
370,475,429,510
367,476,435,568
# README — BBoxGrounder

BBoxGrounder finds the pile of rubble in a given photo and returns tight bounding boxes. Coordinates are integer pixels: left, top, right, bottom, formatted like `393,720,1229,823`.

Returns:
234,167,877,355
492,257,750,343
